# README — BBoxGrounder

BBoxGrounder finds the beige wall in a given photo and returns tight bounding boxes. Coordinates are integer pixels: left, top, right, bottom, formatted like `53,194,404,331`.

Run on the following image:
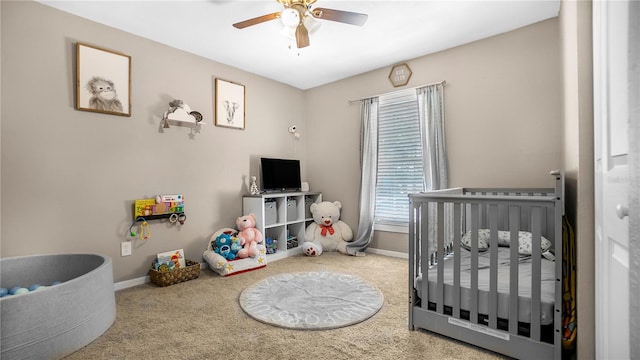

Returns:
305,18,563,253
0,1,306,282
2,9,590,350
560,0,595,358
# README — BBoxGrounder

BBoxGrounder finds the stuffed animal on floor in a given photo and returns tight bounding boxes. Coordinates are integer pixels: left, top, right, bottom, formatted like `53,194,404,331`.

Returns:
203,227,268,277
236,213,263,258
213,233,237,260
230,235,242,255
303,201,354,256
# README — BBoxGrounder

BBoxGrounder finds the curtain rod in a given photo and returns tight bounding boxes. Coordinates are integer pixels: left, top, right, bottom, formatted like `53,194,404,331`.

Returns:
348,80,447,103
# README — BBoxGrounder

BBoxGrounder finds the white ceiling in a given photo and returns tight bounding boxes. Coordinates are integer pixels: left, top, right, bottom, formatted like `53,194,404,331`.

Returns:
38,1,561,90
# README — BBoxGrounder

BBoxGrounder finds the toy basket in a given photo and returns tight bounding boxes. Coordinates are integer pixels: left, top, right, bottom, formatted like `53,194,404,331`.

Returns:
149,259,200,287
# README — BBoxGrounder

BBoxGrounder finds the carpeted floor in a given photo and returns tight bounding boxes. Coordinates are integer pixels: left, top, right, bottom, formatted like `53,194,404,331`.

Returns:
64,252,508,360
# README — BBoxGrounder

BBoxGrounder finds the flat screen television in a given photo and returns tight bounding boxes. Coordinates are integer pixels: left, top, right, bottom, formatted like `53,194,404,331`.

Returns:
260,157,301,192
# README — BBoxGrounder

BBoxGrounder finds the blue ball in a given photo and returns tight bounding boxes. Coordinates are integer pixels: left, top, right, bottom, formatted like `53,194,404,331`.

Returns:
0,288,8,297
29,284,42,291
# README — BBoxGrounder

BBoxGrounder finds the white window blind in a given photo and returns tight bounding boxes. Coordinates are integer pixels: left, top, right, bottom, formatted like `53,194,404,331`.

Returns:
375,89,424,226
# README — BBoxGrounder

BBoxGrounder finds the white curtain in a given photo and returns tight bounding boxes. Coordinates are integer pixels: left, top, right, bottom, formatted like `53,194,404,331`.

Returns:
417,84,448,191
416,84,450,255
347,97,379,256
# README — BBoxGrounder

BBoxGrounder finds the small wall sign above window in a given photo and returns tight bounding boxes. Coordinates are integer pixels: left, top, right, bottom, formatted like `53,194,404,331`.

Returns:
388,63,412,87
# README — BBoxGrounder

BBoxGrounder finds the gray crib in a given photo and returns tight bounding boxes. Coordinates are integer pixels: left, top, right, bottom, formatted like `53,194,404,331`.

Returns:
409,171,563,360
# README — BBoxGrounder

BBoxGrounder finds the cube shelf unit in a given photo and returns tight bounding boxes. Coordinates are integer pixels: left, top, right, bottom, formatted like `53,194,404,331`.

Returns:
242,192,322,261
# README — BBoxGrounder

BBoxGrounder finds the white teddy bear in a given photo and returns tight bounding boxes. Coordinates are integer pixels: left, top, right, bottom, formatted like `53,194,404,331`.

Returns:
302,201,354,256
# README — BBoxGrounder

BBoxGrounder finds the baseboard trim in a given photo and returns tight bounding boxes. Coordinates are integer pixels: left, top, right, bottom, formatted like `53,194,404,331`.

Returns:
114,262,207,291
114,251,407,291
114,276,148,291
365,248,408,259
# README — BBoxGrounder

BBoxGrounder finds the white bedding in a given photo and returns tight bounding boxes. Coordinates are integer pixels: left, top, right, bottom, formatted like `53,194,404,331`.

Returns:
415,247,556,325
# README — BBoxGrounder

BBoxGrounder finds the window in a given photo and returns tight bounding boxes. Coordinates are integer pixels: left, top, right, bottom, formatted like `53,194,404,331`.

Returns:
374,89,425,231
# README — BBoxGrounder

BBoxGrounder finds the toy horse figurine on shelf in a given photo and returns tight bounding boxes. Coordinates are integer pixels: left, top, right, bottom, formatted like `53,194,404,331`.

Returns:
250,176,260,195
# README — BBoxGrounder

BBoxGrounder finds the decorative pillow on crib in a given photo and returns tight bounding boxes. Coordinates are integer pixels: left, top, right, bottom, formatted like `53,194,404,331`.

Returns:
499,230,552,256
461,229,552,257
460,229,490,252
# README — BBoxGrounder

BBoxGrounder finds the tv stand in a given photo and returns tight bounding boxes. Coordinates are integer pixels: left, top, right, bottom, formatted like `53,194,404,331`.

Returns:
242,192,322,261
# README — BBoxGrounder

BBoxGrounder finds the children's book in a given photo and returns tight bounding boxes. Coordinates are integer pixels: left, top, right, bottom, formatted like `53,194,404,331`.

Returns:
157,249,185,269
134,198,156,218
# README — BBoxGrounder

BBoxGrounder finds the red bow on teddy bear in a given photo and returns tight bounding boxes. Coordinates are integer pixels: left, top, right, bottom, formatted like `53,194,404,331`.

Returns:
320,224,335,236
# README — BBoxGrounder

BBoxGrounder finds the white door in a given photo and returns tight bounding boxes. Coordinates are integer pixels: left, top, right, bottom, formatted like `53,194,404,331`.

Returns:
594,1,631,359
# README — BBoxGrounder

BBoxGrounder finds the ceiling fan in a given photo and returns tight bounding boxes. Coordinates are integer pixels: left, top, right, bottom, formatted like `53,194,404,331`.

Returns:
232,0,368,49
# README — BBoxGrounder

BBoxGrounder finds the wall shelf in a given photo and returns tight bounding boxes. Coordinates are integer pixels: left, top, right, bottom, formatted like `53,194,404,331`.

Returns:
133,196,185,222
135,213,185,221
165,118,205,128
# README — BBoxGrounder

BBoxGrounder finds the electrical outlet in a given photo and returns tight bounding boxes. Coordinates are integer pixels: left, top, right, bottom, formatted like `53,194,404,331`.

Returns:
121,242,132,257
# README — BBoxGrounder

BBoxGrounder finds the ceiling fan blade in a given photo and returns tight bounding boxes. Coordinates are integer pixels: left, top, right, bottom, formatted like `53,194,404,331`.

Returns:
233,12,281,29
311,8,368,26
296,24,310,48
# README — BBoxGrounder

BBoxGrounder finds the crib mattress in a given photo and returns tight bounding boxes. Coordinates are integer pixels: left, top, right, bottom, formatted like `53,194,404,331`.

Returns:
415,247,555,325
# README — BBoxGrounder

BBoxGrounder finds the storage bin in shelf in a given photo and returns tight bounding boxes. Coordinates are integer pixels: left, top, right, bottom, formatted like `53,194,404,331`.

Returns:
243,191,322,260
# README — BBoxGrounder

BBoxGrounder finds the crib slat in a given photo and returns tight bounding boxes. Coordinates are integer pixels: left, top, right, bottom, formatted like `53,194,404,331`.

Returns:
470,203,479,324
481,202,488,229
509,205,520,335
546,208,552,243
453,203,462,319
489,204,499,329
531,207,542,341
420,203,429,312
436,202,445,313
409,198,416,330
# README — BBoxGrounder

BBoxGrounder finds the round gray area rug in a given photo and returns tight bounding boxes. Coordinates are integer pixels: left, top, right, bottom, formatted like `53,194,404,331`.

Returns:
239,271,384,330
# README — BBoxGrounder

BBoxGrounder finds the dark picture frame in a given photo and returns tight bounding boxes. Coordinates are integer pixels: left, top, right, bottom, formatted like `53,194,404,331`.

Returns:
76,42,131,116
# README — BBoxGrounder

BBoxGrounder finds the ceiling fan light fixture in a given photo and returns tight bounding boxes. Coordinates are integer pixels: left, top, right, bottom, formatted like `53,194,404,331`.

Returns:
234,1,368,49
303,14,320,34
280,25,296,39
281,8,300,27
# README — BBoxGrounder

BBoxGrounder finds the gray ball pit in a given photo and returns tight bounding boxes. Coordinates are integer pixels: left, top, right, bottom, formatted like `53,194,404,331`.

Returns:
1,254,116,359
